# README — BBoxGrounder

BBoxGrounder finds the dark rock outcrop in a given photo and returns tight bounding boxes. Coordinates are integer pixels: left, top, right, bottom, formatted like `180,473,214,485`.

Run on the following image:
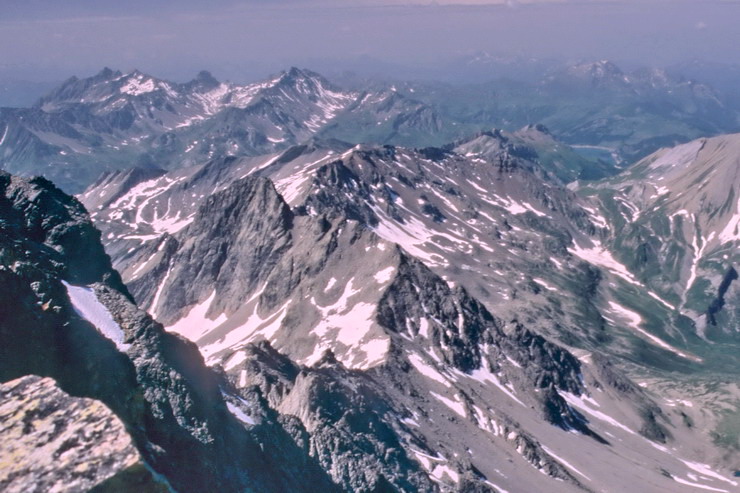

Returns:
0,173,338,493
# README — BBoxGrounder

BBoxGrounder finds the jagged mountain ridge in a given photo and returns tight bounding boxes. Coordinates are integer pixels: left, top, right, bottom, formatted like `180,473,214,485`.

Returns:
451,125,616,183
0,172,342,492
0,67,441,192
5,59,739,194
80,132,740,491
84,131,711,370
0,169,692,493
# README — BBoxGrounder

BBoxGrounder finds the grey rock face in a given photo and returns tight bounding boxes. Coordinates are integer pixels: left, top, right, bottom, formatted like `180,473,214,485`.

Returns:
91,142,734,491
0,375,168,493
0,173,339,492
157,176,293,323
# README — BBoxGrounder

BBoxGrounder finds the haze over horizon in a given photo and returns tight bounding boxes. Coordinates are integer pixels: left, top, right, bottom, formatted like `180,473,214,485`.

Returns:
2,0,740,84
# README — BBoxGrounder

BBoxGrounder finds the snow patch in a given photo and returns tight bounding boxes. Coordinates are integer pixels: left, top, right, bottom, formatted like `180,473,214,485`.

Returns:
411,448,459,483
355,338,390,369
718,197,740,244
408,353,451,387
166,290,228,341
466,365,526,407
151,212,194,235
582,205,608,229
560,391,635,435
120,76,157,96
62,281,130,352
673,477,729,492
201,297,290,363
374,266,396,284
431,464,460,484
325,277,337,291
533,278,558,292
225,351,247,371
607,302,700,362
222,392,257,426
569,241,640,286
148,266,171,319
680,460,738,487
430,392,466,418
310,279,388,369
541,446,591,481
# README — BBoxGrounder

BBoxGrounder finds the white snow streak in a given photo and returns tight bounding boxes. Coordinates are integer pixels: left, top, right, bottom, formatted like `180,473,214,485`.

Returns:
542,446,591,481
569,241,641,286
672,477,728,492
466,366,526,407
430,392,466,418
120,76,156,96
408,353,452,387
62,281,130,351
680,461,738,487
148,266,172,319
560,391,635,435
718,197,740,244
607,302,700,361
374,266,396,284
166,290,228,341
533,278,558,292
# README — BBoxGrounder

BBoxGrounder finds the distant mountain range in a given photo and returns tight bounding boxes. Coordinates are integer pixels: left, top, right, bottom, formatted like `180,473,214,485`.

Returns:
1,61,739,193
0,67,446,192
401,60,739,165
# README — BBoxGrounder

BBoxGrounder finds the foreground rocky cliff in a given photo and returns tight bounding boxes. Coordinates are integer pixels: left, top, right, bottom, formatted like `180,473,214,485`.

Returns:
0,172,338,492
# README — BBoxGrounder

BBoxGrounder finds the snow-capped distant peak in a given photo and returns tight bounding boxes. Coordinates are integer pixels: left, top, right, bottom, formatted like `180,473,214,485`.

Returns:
120,75,157,96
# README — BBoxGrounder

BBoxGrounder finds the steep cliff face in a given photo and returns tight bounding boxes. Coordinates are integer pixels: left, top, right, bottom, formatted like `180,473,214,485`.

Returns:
0,172,338,493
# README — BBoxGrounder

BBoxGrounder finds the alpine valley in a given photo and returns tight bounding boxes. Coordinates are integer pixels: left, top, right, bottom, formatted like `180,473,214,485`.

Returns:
1,66,739,493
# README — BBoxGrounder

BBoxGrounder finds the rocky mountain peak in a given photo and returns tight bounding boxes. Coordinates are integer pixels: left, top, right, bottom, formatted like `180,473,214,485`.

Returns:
574,59,624,79
520,123,553,136
283,66,319,82
0,171,341,492
142,173,294,325
187,69,221,92
548,59,630,90
0,172,129,291
96,66,122,81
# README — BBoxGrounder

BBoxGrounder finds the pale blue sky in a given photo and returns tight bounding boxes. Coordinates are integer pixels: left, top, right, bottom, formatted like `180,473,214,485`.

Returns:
1,0,738,82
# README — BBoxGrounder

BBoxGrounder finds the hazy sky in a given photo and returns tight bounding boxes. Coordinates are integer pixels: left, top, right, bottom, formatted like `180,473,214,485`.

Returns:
1,0,739,82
